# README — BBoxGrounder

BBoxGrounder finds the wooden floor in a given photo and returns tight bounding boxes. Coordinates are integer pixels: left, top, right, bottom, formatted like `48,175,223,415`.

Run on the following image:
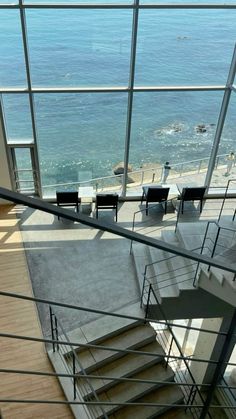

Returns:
0,205,72,419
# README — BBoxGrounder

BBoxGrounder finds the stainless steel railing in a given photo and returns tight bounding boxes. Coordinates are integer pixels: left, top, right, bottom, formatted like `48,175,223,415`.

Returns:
41,153,231,196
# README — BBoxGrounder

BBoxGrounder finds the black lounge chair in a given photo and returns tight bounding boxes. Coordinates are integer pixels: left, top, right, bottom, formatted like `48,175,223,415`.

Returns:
180,186,206,214
56,191,80,220
141,186,170,215
95,193,119,221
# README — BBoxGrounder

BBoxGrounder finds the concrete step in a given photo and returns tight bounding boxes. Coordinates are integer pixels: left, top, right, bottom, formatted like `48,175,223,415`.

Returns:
147,245,179,299
109,384,184,419
83,340,166,398
88,364,175,417
131,242,151,294
74,324,157,374
67,302,144,352
176,222,207,250
162,230,197,291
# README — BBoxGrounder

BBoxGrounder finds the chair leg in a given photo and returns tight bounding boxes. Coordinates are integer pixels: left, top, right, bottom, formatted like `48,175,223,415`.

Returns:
141,191,145,205
200,200,203,213
165,201,167,214
146,202,148,216
181,200,184,214
115,206,118,222
96,207,98,218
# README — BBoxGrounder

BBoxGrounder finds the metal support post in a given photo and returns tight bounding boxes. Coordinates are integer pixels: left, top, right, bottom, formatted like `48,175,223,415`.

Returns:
205,44,236,188
200,309,236,419
122,0,139,197
19,0,42,197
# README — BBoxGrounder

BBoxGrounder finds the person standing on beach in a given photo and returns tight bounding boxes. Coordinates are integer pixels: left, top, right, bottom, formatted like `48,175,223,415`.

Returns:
225,152,235,176
162,161,171,183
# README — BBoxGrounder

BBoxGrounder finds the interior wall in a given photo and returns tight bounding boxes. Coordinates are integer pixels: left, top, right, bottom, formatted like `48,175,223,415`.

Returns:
0,117,12,204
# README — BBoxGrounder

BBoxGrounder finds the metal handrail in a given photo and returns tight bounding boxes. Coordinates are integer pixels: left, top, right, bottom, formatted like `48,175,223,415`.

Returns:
218,178,236,222
141,246,202,304
50,306,108,419
41,153,230,192
145,284,212,419
1,187,236,277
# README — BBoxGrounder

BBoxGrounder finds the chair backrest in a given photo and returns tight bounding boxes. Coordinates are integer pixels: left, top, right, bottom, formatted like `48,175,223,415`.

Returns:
181,187,206,201
146,187,170,202
56,191,79,204
96,194,118,206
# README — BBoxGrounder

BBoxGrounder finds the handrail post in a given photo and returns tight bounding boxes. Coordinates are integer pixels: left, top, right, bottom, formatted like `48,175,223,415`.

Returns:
49,306,55,353
145,284,152,322
141,267,147,308
166,336,174,369
72,353,76,400
141,170,144,185
211,225,221,260
198,160,202,173
129,212,136,254
55,316,59,351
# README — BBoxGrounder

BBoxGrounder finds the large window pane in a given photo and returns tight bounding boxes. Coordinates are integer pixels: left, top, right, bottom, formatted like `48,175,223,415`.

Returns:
128,91,223,187
34,93,127,196
2,94,33,141
0,11,26,86
211,92,236,189
135,9,236,85
26,9,132,86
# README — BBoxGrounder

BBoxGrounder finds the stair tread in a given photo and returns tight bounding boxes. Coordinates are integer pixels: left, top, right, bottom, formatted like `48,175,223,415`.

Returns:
75,324,157,373
83,340,166,396
92,364,175,416
67,302,143,348
111,384,184,419
147,247,179,299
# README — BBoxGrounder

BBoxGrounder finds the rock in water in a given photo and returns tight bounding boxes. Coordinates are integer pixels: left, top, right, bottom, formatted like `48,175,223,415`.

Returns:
196,124,207,133
113,162,132,175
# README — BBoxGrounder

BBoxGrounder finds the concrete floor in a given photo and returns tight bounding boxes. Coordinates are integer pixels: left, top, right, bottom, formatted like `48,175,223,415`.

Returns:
17,195,236,338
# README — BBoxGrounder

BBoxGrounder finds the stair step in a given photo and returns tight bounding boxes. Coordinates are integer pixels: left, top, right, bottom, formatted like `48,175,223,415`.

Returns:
176,222,206,250
74,324,157,373
67,302,143,350
162,231,197,291
132,243,151,294
147,246,179,299
89,364,175,417
109,384,184,419
83,340,166,398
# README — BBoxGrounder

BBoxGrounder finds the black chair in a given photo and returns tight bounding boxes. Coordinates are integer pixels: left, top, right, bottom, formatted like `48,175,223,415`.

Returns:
141,186,170,215
95,194,119,221
180,187,206,214
56,191,80,220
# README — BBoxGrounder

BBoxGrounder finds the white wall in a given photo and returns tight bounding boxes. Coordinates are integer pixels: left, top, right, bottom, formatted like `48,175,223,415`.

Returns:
0,118,12,204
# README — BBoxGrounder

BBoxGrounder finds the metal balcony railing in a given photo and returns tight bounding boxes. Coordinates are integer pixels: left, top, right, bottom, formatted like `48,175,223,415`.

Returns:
0,187,236,418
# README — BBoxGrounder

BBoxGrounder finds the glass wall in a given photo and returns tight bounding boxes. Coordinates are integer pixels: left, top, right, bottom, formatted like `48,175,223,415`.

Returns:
34,93,127,196
128,91,223,186
0,2,236,197
210,91,236,189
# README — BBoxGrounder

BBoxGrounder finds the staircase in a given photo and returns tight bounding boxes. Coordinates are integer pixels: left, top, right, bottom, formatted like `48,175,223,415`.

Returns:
132,222,235,319
48,304,192,419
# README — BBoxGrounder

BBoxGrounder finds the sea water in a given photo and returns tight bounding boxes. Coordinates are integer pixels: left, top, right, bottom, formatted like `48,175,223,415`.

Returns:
1,2,236,188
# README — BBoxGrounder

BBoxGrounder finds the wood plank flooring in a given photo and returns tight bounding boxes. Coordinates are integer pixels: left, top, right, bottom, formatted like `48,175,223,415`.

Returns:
0,205,73,419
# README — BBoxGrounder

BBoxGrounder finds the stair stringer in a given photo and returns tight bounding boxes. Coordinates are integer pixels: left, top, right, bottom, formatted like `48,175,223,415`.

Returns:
197,267,236,307
145,287,234,320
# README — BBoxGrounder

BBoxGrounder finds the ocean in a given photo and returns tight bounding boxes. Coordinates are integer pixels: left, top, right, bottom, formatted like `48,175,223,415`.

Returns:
1,3,236,190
